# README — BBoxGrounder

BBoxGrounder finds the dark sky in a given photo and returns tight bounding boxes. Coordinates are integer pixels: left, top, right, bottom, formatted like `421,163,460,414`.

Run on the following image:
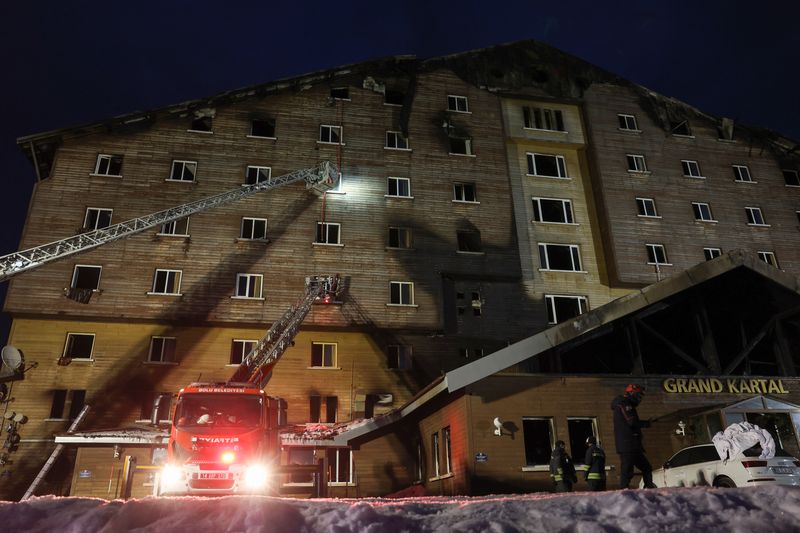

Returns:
1,1,798,345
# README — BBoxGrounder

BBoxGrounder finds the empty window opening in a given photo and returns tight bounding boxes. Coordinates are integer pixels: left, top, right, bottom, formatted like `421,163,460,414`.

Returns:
64,333,94,360
311,342,337,367
385,89,405,106
523,107,564,131
230,339,257,365
310,395,338,423
527,153,567,178
241,217,268,240
457,230,482,253
50,389,86,420
84,207,112,230
567,418,598,460
532,197,573,223
545,295,588,324
670,120,692,136
245,166,271,185
148,336,177,363
169,160,197,182
522,417,554,466
330,87,349,100
94,154,123,176
71,265,101,291
388,227,412,249
453,182,477,202
190,116,212,132
316,222,341,245
387,345,412,369
448,137,473,155
250,118,276,138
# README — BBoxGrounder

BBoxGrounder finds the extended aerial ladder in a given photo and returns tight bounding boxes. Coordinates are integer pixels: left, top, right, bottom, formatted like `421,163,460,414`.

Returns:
0,160,338,283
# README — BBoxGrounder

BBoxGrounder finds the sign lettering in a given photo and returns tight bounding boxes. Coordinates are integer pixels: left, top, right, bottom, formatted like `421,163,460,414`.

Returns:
662,378,788,394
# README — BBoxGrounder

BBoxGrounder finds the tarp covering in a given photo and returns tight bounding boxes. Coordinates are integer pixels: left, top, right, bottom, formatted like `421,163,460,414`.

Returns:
712,422,776,461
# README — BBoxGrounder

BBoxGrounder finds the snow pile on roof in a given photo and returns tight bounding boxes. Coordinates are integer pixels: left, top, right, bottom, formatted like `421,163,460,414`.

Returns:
3,486,800,532
55,426,169,444
280,418,375,444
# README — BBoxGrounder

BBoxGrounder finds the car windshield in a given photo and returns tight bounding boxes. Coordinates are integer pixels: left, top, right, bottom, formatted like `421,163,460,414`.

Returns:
174,394,262,429
742,445,793,458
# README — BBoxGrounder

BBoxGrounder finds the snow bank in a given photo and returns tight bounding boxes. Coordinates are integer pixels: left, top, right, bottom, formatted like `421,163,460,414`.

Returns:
2,486,800,533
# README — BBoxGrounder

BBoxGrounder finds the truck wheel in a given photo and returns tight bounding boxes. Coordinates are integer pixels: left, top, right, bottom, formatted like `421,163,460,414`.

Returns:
714,476,736,488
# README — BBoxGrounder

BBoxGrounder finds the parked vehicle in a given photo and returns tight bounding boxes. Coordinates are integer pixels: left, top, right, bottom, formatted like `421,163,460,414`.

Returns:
643,444,800,488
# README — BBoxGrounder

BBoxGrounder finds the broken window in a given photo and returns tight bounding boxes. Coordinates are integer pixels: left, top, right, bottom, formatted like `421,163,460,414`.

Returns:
538,243,582,271
617,114,639,131
148,336,177,363
682,160,703,178
758,251,779,268
545,295,587,324
704,248,722,261
169,160,197,182
245,165,271,185
250,118,276,138
387,176,411,197
235,273,263,298
288,448,315,483
646,244,669,265
692,202,715,222
523,106,564,131
241,217,268,240
448,137,473,155
71,265,101,291
150,269,182,295
386,130,409,150
49,389,67,419
636,198,658,217
387,345,412,369
733,165,753,182
388,227,412,249
311,342,336,368
447,95,469,113
527,153,567,178
745,206,767,226
453,182,477,202
230,339,257,365
457,230,482,253
159,217,190,236
189,116,212,132
389,281,414,305
567,418,597,460
64,333,94,360
626,154,647,173
532,197,574,223
84,207,112,230
522,417,554,466
670,120,692,136
319,125,342,144
783,170,800,187
94,154,123,176
310,395,337,423
315,222,341,245
330,87,349,100
385,89,405,106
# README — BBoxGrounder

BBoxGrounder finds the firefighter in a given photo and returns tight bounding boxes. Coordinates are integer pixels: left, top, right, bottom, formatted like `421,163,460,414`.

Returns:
583,435,606,491
549,440,577,492
611,383,656,489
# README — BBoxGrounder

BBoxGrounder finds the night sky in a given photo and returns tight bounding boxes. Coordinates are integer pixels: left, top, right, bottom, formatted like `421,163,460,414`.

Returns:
1,1,798,345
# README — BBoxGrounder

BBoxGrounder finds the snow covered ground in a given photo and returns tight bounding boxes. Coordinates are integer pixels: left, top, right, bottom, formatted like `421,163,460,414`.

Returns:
2,486,800,533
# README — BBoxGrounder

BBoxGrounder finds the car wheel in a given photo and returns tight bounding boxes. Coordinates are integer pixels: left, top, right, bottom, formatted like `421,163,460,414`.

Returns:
714,476,736,488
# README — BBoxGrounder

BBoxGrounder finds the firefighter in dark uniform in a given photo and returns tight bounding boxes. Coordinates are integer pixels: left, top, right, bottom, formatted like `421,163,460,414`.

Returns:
611,383,656,488
583,435,606,491
549,440,577,492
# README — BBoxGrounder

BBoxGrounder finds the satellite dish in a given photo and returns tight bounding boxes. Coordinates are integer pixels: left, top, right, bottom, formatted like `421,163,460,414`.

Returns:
1,346,23,371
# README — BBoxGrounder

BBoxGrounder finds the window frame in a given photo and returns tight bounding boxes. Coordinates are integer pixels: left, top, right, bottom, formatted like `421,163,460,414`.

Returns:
233,273,264,299
646,243,671,266
704,248,722,261
442,426,452,475
387,226,413,249
626,154,648,173
447,95,470,113
84,207,113,230
386,176,412,198
93,154,123,177
63,332,95,361
240,217,268,241
617,114,640,132
149,269,182,296
635,197,659,218
682,160,704,179
244,165,271,185
532,197,575,224
385,130,410,150
249,118,276,139
327,448,354,485
745,206,768,226
386,344,412,370
310,342,337,368
545,294,588,324
147,336,177,364
522,416,555,467
319,124,343,145
448,136,473,156
733,164,754,183
783,169,800,187
388,281,415,306
71,264,102,291
453,182,478,203
456,230,483,253
758,251,779,268
567,417,599,462
431,432,441,478
527,152,568,179
230,339,257,366
538,243,583,272
523,106,565,132
168,160,197,182
158,217,190,237
315,221,342,246
692,202,716,222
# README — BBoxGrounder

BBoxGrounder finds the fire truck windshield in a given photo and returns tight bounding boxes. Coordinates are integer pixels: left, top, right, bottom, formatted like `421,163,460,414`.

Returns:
174,394,262,429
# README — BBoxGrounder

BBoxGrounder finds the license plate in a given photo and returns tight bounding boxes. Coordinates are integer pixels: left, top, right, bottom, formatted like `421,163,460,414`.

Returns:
198,472,227,480
772,467,795,474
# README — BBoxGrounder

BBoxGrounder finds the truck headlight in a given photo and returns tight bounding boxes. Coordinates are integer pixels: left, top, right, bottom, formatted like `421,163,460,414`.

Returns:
243,464,270,489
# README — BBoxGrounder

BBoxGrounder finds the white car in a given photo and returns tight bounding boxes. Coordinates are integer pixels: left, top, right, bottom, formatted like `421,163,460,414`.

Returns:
644,443,800,488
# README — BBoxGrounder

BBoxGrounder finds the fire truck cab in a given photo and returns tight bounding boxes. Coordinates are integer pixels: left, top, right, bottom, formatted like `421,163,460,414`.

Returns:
158,382,285,495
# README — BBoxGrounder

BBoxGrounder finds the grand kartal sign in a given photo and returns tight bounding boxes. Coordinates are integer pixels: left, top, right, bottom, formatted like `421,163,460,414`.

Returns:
662,378,789,395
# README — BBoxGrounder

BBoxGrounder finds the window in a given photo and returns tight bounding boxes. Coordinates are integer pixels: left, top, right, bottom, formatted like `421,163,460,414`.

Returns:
448,137,473,156
626,154,647,173
527,153,567,178
704,248,722,261
311,342,336,368
532,197,574,224
71,265,101,291
733,165,753,182
618,114,639,131
319,125,342,144
169,160,197,182
310,395,337,423
387,177,411,197
783,170,800,187
159,217,190,236
245,166,271,185
523,106,564,131
646,244,669,265
49,389,86,420
387,345,412,369
538,243,582,271
797,211,800,225
250,118,276,138
457,230,482,253
189,116,212,132
545,295,588,324
241,217,268,240
636,198,658,217
431,432,441,477
84,208,112,230
150,269,181,295
288,448,315,484
385,89,404,106
567,418,597,461
235,273,263,298
447,95,469,113
470,291,482,317
522,417,554,466
148,336,177,363
682,160,703,178
442,427,452,475
327,448,353,484
230,339,257,365
458,347,484,358
758,251,779,268
385,130,409,150
330,87,349,100
745,206,767,226
315,222,341,245
692,202,715,222
670,120,692,136
389,281,414,305
94,154,123,176
453,183,477,203
388,227,412,249
64,333,94,360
